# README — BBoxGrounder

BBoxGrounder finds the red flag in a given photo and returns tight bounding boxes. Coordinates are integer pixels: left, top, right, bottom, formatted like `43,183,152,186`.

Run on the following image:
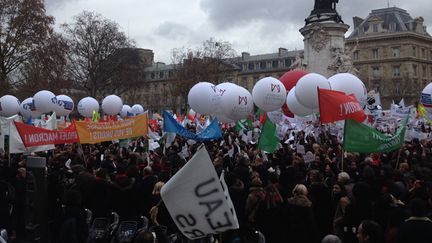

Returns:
149,119,158,131
318,88,366,123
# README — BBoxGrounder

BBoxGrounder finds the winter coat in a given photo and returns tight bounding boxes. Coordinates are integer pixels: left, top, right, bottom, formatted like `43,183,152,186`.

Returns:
285,195,319,243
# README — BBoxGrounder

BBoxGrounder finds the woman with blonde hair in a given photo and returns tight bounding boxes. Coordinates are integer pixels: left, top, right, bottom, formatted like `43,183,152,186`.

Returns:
285,184,318,243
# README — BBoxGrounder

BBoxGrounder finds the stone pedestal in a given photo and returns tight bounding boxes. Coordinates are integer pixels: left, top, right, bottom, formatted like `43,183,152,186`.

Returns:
300,22,349,77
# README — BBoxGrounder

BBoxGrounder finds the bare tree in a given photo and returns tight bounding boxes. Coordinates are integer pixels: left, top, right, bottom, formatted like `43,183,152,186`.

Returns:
170,38,237,112
15,33,71,99
0,0,54,96
62,11,137,99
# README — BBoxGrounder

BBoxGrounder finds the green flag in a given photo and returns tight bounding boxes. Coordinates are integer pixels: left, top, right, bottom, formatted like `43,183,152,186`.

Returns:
235,120,246,132
258,117,279,153
343,115,409,153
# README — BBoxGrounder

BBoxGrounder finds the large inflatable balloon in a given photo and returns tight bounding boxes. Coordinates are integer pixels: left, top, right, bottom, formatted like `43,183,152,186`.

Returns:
252,77,287,112
287,87,314,117
120,105,132,118
20,97,42,119
77,97,99,118
102,95,123,115
33,90,56,113
221,86,253,121
421,83,432,112
295,73,330,109
328,73,367,106
53,95,74,116
214,82,238,122
279,70,308,117
188,82,219,115
279,69,309,91
0,95,20,117
131,104,144,115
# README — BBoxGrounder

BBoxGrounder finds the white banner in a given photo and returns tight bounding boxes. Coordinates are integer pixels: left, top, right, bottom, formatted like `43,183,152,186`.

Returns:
9,121,54,154
161,146,239,239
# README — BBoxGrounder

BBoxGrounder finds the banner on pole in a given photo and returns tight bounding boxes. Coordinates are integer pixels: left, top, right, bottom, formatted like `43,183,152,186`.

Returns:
75,114,148,144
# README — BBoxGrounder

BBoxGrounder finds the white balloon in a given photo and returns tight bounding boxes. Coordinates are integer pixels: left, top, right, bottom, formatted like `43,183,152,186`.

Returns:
77,97,99,118
295,73,330,109
421,83,432,112
20,97,42,119
216,82,238,97
188,82,219,115
287,87,314,117
0,95,20,117
131,104,144,115
215,112,234,123
120,105,132,118
33,90,56,113
102,95,123,115
328,73,368,106
221,86,253,121
214,82,239,119
53,95,74,116
252,77,287,112
267,109,283,124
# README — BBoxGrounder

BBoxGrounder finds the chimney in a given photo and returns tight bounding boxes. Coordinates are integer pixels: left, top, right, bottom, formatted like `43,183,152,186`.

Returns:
353,16,364,29
241,52,250,60
278,47,288,56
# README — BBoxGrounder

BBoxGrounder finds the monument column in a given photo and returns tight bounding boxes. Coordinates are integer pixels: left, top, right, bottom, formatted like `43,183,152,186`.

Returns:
300,0,350,77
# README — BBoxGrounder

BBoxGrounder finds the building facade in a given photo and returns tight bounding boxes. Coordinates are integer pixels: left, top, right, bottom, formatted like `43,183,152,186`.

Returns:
126,6,432,112
346,7,432,107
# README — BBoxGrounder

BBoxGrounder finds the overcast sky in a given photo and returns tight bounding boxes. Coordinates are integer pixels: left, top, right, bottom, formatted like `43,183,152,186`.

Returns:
45,0,432,63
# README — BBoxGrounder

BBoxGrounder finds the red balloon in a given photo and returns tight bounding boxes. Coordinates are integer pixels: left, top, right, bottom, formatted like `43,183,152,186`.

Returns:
279,69,308,117
279,69,309,91
282,104,294,118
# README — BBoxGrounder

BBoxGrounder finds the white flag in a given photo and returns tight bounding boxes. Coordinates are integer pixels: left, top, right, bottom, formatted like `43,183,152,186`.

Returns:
43,112,57,130
161,146,239,240
9,121,54,154
0,115,20,135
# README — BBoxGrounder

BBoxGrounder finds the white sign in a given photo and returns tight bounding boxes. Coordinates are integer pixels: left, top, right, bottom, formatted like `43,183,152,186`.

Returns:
161,146,239,239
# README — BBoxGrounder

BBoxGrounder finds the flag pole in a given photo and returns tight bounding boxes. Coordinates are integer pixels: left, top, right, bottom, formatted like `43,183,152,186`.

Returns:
395,148,402,169
341,148,344,172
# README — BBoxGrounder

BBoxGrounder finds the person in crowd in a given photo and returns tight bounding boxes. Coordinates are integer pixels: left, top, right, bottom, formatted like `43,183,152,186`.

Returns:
356,220,384,243
398,197,432,243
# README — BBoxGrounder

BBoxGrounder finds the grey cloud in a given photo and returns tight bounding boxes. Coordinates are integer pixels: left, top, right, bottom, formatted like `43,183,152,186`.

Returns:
154,21,193,39
45,0,82,12
200,0,432,32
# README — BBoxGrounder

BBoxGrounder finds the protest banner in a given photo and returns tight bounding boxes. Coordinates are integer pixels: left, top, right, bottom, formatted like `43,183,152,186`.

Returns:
75,114,148,144
14,122,78,147
161,146,239,240
318,88,366,123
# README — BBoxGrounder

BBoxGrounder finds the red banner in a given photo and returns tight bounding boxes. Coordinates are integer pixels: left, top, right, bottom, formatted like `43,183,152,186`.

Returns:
14,121,79,147
318,88,366,124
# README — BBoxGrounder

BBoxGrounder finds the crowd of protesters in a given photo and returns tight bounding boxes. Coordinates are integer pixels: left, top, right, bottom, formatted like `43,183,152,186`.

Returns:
1,120,432,243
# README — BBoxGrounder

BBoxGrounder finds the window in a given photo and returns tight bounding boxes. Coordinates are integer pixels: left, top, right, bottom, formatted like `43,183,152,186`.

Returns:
413,46,417,57
373,81,381,92
423,65,427,77
150,73,155,79
422,48,426,59
159,72,164,79
242,64,247,71
413,65,418,76
241,77,248,88
372,49,379,59
373,24,379,32
392,47,400,57
393,66,401,77
372,67,380,78
285,59,292,67
389,22,397,31
260,61,266,69
353,51,359,60
394,81,401,94
248,63,254,70
272,60,279,68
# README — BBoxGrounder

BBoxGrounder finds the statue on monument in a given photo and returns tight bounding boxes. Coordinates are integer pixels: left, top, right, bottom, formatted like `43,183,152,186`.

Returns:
306,0,343,24
289,52,307,70
328,40,359,75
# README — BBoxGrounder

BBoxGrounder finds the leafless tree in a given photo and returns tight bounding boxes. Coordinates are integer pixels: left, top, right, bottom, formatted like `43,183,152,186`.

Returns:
0,0,54,96
170,38,237,112
61,11,137,99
